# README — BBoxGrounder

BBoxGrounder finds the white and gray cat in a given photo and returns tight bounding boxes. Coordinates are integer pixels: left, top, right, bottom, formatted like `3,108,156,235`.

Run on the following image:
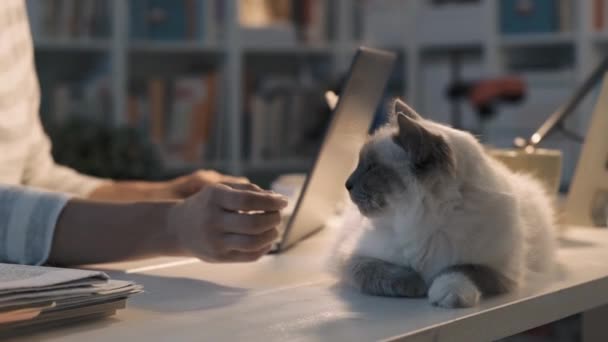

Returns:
331,99,557,308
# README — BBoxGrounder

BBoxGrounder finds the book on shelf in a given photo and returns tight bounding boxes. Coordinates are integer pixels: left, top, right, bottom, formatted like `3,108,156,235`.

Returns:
246,67,331,164
43,60,112,126
593,0,608,31
0,263,141,336
26,0,111,41
128,72,219,167
129,0,219,41
147,78,166,145
238,0,327,44
499,0,573,34
295,0,327,43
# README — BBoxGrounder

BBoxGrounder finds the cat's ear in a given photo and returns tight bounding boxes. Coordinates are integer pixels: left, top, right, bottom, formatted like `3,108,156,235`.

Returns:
395,113,428,151
393,98,422,121
395,113,453,174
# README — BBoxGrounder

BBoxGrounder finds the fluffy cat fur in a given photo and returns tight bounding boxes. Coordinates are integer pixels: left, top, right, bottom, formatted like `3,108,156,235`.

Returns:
331,99,557,308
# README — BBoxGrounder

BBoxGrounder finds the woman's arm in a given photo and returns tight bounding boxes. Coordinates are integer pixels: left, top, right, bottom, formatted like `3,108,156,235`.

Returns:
48,183,288,266
48,199,178,266
87,171,249,201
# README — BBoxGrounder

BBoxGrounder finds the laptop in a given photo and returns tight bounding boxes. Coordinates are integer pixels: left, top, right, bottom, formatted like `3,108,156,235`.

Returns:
272,47,397,252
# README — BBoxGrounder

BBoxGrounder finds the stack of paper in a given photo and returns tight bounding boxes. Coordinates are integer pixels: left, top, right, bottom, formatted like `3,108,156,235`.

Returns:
0,263,141,333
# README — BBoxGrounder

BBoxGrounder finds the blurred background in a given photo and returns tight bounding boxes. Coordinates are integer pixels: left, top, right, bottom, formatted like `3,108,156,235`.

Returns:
26,0,605,191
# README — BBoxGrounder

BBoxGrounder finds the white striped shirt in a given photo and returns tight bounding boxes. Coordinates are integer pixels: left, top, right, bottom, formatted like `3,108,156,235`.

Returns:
0,0,104,265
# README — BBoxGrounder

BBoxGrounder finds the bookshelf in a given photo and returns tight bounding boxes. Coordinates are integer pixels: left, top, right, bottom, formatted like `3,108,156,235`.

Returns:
499,32,576,48
33,38,112,51
129,41,224,53
30,0,606,186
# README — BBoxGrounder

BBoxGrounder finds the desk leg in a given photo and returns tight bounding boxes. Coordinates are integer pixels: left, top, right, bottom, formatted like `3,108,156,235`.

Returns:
583,304,608,342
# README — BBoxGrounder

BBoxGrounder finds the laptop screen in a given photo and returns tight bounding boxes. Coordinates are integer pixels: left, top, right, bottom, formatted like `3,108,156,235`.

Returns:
279,47,397,250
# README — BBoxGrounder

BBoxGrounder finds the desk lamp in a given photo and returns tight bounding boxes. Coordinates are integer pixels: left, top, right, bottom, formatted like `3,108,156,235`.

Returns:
512,56,608,226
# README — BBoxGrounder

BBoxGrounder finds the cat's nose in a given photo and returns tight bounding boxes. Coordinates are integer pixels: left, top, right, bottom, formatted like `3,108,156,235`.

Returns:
345,179,354,191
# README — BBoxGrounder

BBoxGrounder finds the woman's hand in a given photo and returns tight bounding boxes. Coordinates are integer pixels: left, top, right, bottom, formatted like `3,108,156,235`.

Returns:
167,183,288,262
165,170,249,199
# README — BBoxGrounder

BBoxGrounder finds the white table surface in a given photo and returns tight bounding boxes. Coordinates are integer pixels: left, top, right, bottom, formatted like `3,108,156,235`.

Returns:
9,226,608,342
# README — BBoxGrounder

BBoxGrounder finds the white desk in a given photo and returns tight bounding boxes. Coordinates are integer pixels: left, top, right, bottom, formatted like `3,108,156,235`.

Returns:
9,226,608,342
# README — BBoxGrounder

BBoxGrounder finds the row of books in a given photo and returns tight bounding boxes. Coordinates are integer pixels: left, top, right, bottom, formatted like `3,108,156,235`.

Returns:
499,0,573,34
44,61,112,126
239,0,328,44
42,60,219,167
130,0,220,41
358,0,574,46
26,0,111,40
127,73,219,165
244,67,332,163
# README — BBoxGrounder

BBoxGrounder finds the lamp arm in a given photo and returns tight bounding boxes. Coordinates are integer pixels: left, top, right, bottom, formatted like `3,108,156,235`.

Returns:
516,56,608,148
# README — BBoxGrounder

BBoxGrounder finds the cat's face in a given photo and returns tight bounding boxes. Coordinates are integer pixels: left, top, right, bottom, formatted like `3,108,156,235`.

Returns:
346,99,455,217
345,144,406,216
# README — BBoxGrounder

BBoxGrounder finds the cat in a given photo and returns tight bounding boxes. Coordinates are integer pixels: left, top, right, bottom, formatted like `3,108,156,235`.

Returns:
330,99,557,308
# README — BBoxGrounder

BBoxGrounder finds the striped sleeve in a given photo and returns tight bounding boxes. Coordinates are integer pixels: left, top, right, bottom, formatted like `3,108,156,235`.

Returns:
0,185,69,265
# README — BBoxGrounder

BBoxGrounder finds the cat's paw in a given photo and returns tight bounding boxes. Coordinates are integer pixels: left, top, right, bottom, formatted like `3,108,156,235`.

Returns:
428,273,480,308
358,270,427,298
391,272,427,297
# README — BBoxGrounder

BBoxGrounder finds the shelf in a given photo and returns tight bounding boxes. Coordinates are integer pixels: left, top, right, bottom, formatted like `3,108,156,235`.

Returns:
500,32,575,48
241,43,333,55
592,31,608,45
33,38,111,52
129,41,224,54
245,159,313,171
349,42,406,54
418,41,484,53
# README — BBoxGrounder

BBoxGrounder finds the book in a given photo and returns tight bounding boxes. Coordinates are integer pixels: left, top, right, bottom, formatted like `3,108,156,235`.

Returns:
604,0,608,32
558,0,573,32
26,0,111,40
598,0,608,31
147,0,188,40
201,0,217,41
185,0,199,40
133,72,219,166
129,0,218,41
126,95,142,127
79,0,97,38
168,73,219,163
305,0,327,43
246,68,331,164
129,0,149,40
0,263,141,335
595,0,605,31
186,72,218,162
148,78,167,145
250,94,268,163
499,0,559,34
167,77,204,156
